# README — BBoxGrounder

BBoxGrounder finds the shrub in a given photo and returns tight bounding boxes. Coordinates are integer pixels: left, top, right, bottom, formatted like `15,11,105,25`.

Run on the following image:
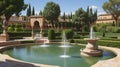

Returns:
14,27,20,32
8,32,31,40
48,29,55,40
72,39,120,48
82,25,89,32
69,39,75,43
93,25,98,32
8,27,14,32
64,29,74,39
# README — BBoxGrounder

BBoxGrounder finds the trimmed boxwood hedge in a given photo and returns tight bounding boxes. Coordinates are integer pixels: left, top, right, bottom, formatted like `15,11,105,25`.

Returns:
48,29,55,40
69,39,120,48
8,32,31,39
8,32,31,37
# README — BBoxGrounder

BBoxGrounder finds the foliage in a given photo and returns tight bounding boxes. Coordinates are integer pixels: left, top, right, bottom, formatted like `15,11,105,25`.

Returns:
39,10,43,16
73,7,97,31
86,7,97,26
43,1,60,22
71,39,120,48
64,29,74,39
0,0,26,20
103,0,120,26
73,8,86,24
8,27,14,32
61,12,66,21
7,24,25,32
93,25,98,32
32,7,35,15
26,4,31,16
48,29,55,40
8,32,31,40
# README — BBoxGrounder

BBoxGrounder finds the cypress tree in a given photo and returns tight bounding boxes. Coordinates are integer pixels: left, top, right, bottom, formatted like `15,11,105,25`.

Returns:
26,4,31,16
32,7,35,15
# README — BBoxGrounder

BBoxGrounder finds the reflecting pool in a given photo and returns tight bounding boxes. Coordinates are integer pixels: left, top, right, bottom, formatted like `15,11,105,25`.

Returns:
3,43,116,67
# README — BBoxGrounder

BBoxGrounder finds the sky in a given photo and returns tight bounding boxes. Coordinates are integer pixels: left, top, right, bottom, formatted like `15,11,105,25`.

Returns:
21,0,108,16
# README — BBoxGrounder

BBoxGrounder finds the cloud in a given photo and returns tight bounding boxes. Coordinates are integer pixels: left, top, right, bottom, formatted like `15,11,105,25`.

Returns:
89,5,98,10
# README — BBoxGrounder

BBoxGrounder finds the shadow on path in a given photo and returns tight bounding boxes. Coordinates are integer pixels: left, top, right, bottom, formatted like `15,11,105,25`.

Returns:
0,59,40,67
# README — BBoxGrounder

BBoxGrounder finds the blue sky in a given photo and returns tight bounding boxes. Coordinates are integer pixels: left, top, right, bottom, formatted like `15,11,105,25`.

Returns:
21,0,108,15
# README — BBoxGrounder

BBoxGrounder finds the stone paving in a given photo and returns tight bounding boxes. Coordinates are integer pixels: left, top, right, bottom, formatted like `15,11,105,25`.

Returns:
92,46,120,67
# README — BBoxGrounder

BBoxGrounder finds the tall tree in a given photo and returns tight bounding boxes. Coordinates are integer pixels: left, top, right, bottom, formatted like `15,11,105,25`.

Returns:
73,7,97,31
43,1,61,28
103,0,120,26
0,0,26,34
39,10,43,16
62,12,66,21
85,7,97,27
26,4,31,16
73,8,86,24
70,12,73,21
32,7,35,15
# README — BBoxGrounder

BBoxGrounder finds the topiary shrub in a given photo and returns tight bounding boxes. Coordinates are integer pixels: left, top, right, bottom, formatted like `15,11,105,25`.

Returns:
48,29,55,40
64,29,74,39
8,27,14,32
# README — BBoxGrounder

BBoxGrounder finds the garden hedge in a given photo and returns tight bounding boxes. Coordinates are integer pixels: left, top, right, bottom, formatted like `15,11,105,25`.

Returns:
8,32,31,40
70,39,120,48
48,29,55,40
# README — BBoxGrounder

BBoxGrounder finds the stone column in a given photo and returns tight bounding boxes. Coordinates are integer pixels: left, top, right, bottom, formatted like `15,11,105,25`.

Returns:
31,22,34,39
39,23,43,38
31,27,34,39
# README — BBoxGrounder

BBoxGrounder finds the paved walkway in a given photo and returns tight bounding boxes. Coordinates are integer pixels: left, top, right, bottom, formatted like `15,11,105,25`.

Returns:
92,46,120,67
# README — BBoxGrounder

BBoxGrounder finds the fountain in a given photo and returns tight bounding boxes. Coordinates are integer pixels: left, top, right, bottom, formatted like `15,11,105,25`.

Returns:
59,31,71,58
81,26,103,57
3,43,115,67
60,46,70,58
34,33,49,47
40,37,49,47
59,31,71,48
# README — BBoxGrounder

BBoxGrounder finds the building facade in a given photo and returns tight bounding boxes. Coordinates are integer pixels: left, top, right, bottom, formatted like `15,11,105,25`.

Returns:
96,14,120,24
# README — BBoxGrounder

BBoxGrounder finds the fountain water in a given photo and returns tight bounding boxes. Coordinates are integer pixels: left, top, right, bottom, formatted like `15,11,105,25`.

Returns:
40,37,49,47
60,47,70,58
90,27,95,39
81,26,103,57
60,31,71,58
35,33,40,39
35,33,49,47
59,31,71,48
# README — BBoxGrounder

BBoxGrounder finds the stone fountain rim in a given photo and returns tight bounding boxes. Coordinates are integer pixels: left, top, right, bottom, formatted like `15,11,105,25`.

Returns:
0,41,119,67
84,38,100,40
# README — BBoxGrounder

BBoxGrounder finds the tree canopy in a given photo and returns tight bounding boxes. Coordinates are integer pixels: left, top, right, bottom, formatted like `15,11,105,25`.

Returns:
26,4,31,16
103,0,120,26
72,7,97,32
43,1,61,22
0,0,26,21
32,7,35,15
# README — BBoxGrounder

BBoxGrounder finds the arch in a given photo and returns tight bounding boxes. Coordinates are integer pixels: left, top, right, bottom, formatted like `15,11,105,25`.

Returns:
30,16,45,38
33,21,40,29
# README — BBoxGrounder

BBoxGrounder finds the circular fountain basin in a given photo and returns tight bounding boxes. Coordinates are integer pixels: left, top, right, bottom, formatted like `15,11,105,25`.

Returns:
2,43,115,67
